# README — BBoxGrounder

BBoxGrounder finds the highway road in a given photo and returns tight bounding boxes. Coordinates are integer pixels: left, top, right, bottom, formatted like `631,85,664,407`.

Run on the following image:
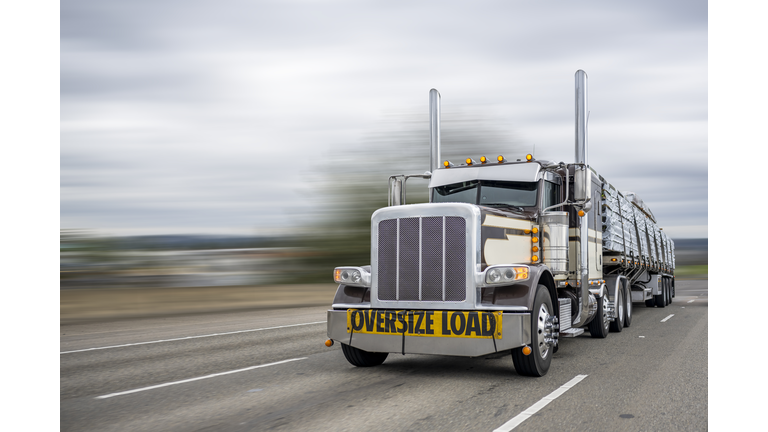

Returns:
61,280,707,431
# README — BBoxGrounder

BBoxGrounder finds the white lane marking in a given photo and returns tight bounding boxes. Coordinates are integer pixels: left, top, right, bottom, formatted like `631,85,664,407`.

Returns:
660,314,675,322
62,321,326,354
493,374,588,431
95,357,306,399
687,300,695,303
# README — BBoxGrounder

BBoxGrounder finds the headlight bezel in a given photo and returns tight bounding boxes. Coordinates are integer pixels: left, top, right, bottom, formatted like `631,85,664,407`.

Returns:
333,266,371,287
481,265,530,286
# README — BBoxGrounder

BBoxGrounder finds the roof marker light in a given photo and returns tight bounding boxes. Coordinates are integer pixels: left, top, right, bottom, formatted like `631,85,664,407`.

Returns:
497,155,505,163
480,156,488,164
526,154,533,161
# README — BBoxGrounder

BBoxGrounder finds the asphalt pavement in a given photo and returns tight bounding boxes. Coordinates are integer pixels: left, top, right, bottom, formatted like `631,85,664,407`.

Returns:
61,280,708,431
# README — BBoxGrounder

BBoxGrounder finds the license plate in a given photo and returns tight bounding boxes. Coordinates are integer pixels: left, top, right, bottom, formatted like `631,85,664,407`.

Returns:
346,309,502,339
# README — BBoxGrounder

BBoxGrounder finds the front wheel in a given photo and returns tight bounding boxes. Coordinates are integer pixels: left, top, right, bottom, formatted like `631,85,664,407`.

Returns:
340,343,388,367
512,285,554,377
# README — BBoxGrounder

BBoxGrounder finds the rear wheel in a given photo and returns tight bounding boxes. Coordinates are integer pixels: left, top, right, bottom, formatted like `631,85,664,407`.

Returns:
340,343,388,367
512,285,554,377
623,284,633,327
609,287,624,332
666,278,673,305
654,280,666,308
589,293,610,338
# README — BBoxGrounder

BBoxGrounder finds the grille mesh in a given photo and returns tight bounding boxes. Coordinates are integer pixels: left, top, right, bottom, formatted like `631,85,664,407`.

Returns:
377,216,466,302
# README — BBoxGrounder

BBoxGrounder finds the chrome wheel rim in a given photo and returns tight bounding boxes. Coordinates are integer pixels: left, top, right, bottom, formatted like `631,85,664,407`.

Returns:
537,302,552,359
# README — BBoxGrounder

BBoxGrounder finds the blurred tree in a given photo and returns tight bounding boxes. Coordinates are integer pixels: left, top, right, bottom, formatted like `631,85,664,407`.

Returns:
286,108,528,283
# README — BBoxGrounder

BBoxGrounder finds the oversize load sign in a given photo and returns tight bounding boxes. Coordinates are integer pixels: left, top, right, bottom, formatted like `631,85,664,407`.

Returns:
346,309,503,339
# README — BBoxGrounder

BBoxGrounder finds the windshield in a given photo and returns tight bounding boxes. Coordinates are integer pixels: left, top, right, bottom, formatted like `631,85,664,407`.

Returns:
432,180,538,208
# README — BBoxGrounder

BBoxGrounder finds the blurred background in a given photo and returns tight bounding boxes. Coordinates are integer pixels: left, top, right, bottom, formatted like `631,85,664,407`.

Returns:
59,1,708,319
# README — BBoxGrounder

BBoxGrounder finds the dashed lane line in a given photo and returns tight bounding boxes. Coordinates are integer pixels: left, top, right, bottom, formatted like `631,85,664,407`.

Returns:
661,314,675,322
61,321,326,354
95,357,307,399
493,374,588,431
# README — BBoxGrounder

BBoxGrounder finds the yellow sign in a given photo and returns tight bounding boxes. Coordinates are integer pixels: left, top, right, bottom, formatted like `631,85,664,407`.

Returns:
346,309,502,339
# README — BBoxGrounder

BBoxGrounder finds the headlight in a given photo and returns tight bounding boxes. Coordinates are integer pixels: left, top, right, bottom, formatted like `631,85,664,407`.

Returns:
484,265,529,285
333,266,371,287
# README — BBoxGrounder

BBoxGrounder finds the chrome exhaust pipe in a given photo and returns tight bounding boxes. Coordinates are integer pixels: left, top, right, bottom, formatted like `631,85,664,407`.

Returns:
573,70,592,327
429,89,441,175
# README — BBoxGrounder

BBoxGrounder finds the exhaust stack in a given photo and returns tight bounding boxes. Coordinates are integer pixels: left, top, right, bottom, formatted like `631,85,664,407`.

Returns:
429,89,441,174
573,69,592,327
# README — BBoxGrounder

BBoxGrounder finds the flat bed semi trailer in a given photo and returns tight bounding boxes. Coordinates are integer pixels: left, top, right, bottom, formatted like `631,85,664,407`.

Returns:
325,70,675,376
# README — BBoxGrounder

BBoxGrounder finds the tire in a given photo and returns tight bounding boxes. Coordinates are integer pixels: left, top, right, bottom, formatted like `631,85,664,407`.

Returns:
588,293,610,338
623,284,633,327
512,285,554,377
654,280,666,308
667,278,673,304
645,298,656,308
609,286,624,332
340,343,388,367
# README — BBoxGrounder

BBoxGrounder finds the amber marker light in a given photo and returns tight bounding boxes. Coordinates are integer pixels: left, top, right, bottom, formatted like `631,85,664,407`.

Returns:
522,346,532,355
325,339,334,347
531,256,539,262
526,154,533,161
532,246,539,252
480,156,487,164
497,155,505,163
578,210,585,217
532,227,538,234
532,237,539,243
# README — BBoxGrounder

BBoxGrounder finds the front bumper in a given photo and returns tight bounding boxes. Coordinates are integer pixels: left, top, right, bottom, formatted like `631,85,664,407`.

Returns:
326,309,531,357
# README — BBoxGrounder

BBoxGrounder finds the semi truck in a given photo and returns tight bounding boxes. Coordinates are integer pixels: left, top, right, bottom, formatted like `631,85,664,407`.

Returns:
324,70,675,377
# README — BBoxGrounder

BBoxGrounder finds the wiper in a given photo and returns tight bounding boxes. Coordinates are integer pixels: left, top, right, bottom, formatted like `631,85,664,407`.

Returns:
481,203,526,212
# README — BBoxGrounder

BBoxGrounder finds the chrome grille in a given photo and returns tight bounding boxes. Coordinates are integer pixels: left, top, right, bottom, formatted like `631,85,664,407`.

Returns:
377,216,466,302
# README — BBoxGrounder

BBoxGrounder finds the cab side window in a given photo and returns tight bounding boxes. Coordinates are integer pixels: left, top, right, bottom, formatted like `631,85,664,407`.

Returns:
542,181,560,210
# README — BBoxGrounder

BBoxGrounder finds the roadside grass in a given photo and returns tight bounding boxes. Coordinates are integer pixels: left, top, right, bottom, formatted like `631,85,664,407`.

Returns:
675,265,708,279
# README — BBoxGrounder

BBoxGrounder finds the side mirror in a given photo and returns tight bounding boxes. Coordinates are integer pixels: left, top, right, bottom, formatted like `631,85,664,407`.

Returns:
573,167,592,213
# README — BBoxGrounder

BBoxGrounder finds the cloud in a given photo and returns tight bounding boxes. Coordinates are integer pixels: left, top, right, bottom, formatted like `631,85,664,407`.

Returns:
61,0,708,238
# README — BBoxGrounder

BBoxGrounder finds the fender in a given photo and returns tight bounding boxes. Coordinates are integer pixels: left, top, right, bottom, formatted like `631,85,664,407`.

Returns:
603,274,627,304
483,264,557,315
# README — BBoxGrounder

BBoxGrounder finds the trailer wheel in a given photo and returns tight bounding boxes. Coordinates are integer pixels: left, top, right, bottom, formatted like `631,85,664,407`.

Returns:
623,284,633,327
511,285,553,377
609,287,624,332
588,293,610,338
340,343,388,367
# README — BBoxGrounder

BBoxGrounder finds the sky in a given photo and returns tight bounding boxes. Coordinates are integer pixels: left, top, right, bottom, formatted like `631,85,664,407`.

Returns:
59,0,708,239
